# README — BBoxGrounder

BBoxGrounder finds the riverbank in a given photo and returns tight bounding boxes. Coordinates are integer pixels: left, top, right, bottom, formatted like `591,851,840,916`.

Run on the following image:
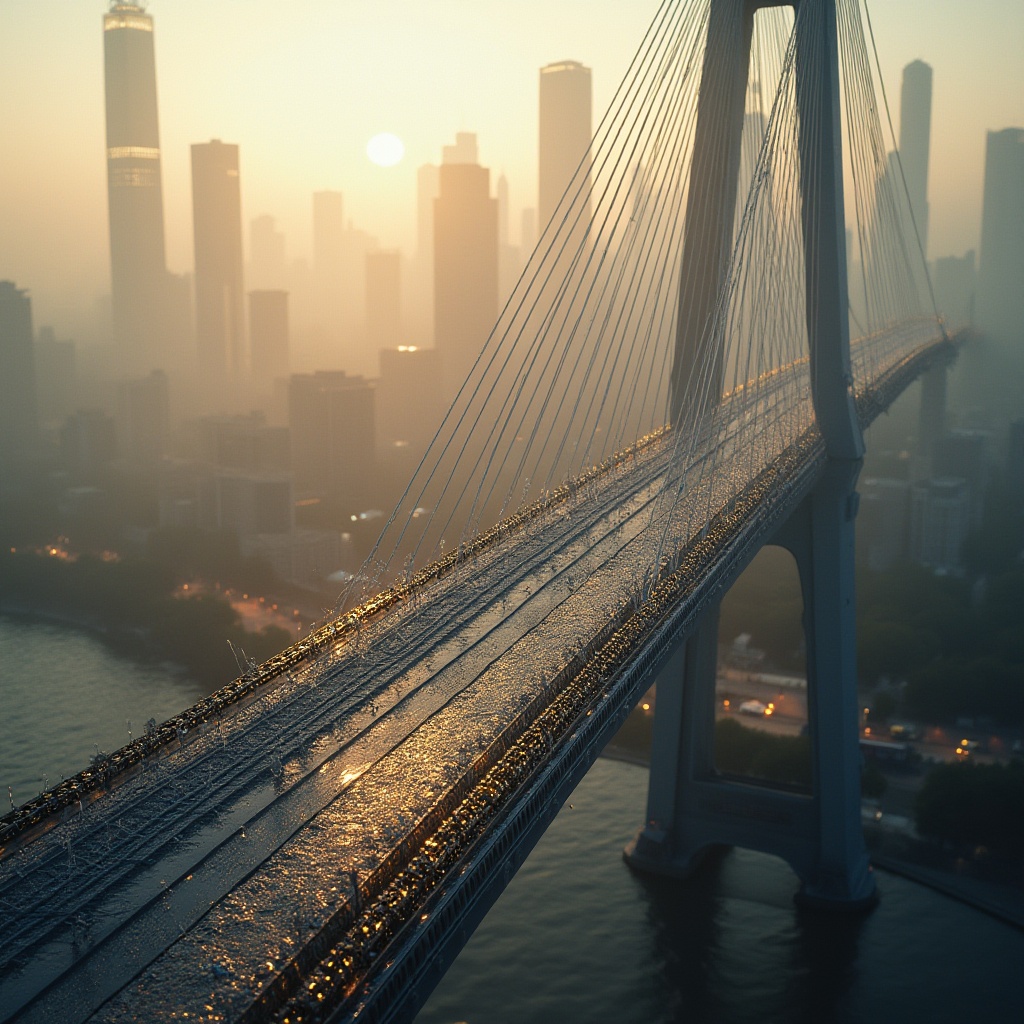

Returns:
1,550,292,688
601,719,1024,931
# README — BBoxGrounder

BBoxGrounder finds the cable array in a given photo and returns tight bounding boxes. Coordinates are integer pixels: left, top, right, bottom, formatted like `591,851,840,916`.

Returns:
340,0,943,612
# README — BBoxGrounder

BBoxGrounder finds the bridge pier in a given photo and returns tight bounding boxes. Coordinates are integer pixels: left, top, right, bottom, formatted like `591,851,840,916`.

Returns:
625,460,876,910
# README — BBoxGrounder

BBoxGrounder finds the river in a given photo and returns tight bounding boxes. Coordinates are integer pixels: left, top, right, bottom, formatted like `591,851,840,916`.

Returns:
0,615,206,805
1,616,1020,1022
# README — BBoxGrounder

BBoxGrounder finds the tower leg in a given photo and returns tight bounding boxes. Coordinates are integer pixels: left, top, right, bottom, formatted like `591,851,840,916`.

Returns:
624,606,722,877
625,462,876,910
775,460,877,908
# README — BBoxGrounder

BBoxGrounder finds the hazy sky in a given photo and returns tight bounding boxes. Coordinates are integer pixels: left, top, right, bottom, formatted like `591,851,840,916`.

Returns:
2,0,1022,338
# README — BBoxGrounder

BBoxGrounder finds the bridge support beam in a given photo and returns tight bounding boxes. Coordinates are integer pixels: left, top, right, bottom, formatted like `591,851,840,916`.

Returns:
626,459,876,910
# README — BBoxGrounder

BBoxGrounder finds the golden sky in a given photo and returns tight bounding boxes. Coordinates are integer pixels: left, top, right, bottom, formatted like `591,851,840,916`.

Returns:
1,0,1022,336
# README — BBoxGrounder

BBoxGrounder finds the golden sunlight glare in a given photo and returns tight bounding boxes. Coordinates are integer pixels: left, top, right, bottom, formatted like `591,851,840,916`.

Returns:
366,132,405,167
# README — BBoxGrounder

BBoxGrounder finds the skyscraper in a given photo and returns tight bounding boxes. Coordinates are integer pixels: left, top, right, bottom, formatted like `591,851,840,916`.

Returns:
978,128,1024,344
898,60,932,259
288,371,375,506
249,290,290,392
434,135,498,399
366,251,401,352
538,61,592,236
249,215,287,290
0,281,39,463
191,140,245,389
103,1,168,372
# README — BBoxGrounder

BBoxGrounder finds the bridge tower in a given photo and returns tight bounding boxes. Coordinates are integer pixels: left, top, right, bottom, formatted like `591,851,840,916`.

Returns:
628,0,877,908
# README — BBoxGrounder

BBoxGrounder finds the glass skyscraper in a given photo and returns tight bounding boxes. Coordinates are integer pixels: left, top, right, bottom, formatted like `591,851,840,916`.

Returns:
103,2,168,372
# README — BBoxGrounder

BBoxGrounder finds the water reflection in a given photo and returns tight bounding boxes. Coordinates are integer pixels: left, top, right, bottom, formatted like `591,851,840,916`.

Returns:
418,760,1022,1024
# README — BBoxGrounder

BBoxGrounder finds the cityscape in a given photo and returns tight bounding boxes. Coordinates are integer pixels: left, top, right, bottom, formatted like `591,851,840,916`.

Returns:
1,1,1024,1022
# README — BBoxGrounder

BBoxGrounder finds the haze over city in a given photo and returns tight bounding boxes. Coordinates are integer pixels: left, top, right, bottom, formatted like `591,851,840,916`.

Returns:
2,0,1023,339
2,2,1024,1021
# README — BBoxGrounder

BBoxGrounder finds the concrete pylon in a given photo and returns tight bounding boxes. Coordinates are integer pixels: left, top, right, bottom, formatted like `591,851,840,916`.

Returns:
630,0,875,909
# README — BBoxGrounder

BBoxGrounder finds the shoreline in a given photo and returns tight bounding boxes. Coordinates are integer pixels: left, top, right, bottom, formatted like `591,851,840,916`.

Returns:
0,603,194,682
599,742,1024,930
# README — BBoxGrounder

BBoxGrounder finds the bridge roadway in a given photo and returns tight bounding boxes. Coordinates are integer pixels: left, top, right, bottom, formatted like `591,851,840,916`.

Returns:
0,325,950,1024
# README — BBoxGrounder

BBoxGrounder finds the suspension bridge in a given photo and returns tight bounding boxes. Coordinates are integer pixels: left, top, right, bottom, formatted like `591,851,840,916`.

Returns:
0,1,960,1021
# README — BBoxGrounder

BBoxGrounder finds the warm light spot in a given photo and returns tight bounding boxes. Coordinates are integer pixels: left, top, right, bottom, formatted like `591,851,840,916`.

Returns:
366,132,405,167
642,703,650,711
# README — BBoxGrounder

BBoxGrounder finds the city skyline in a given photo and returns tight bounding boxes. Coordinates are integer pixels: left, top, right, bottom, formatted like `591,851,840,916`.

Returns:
1,1,1023,341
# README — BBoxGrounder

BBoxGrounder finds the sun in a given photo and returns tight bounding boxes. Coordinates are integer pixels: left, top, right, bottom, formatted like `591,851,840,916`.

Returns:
366,132,405,167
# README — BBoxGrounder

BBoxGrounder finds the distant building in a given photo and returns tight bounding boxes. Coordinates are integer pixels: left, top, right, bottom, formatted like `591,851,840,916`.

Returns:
366,251,401,352
60,410,117,479
416,165,440,266
932,251,975,329
116,370,170,464
249,215,287,290
933,429,990,524
209,471,293,537
103,1,171,374
442,132,479,166
859,478,910,571
288,371,375,506
249,290,289,392
192,140,246,388
496,173,521,302
538,61,592,236
0,281,39,462
910,477,971,575
34,327,76,427
241,528,345,590
376,346,444,451
178,411,290,474
977,128,1024,343
434,134,498,399
898,60,932,260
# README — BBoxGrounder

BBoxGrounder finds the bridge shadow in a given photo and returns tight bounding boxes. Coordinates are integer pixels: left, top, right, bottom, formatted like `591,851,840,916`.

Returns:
635,846,867,1023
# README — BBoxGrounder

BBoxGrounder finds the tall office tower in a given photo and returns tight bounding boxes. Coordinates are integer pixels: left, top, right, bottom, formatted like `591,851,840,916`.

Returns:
0,281,39,462
978,128,1024,344
249,290,290,392
496,173,521,301
538,61,592,236
191,140,245,390
366,251,401,352
442,132,478,166
899,61,932,255
249,215,287,290
434,135,498,399
413,164,441,340
288,371,375,506
103,1,169,373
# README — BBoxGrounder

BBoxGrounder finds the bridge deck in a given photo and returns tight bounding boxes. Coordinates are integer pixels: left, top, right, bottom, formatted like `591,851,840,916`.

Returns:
0,327,952,1024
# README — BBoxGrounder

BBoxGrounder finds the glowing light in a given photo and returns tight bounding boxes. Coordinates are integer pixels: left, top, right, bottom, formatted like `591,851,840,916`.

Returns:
108,146,160,161
366,133,405,167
